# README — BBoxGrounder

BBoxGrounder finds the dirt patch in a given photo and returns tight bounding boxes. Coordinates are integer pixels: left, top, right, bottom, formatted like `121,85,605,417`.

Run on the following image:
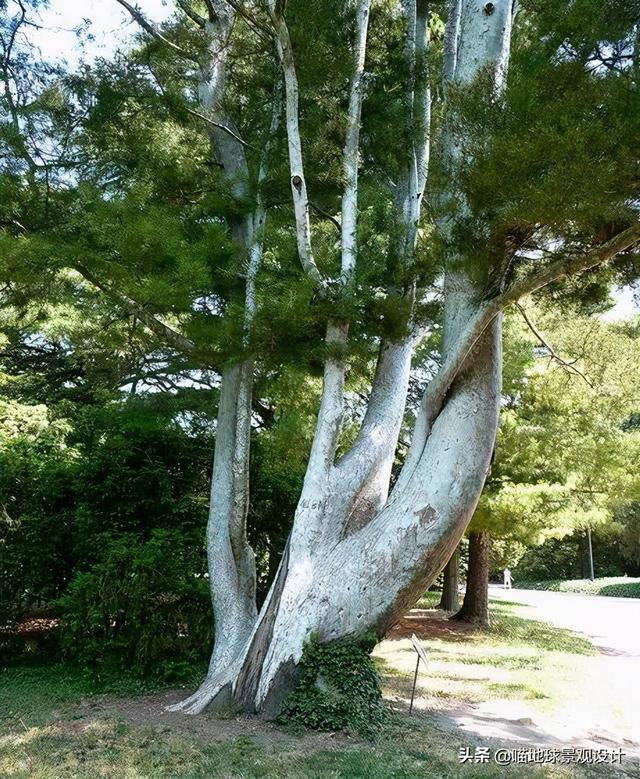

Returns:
387,608,476,641
74,689,359,752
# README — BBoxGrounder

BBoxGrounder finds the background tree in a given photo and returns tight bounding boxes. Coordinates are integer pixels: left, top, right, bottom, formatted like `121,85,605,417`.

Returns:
455,309,640,625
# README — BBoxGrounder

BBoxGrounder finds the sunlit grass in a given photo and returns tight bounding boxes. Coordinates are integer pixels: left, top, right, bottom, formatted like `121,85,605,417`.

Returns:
374,598,596,716
0,603,625,779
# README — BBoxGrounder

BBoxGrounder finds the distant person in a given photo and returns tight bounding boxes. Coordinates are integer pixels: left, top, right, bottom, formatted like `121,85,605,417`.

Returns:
503,568,512,589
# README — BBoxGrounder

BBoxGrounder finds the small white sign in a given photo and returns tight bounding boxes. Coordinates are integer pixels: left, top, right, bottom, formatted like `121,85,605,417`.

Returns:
411,633,429,667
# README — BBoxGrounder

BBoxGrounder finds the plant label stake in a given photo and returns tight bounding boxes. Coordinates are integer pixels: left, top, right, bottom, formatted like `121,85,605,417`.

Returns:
409,633,429,714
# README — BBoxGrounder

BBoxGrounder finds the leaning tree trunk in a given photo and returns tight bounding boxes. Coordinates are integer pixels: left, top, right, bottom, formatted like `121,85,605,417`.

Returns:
439,547,460,612
453,530,491,627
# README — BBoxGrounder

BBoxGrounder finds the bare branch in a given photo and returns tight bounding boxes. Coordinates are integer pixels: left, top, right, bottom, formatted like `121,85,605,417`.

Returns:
220,0,274,41
185,106,255,148
309,202,341,234
515,303,594,388
114,0,199,61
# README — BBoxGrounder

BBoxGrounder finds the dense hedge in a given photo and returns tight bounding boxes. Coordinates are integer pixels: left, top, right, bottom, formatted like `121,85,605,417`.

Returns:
518,577,640,598
58,530,213,681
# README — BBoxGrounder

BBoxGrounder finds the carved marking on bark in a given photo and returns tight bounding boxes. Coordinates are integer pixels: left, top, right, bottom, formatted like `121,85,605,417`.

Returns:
414,505,436,526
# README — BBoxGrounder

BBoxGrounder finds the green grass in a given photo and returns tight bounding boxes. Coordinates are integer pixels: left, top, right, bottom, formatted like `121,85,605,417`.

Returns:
375,598,597,716
518,576,640,598
0,662,201,731
0,606,622,779
0,661,605,779
0,717,584,779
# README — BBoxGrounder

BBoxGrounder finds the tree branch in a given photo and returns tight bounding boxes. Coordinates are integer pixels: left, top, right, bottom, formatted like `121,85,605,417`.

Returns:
270,5,323,288
309,201,341,233
406,222,640,476
515,303,594,388
74,263,197,358
176,0,207,28
340,0,370,284
114,0,199,61
500,223,640,305
185,106,254,148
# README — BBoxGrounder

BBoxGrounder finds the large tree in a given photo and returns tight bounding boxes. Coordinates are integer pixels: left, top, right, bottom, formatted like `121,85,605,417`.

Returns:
2,0,639,716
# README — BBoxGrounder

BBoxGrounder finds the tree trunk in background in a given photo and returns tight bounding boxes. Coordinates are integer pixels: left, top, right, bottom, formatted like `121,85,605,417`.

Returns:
439,547,460,611
453,530,491,627
586,526,595,581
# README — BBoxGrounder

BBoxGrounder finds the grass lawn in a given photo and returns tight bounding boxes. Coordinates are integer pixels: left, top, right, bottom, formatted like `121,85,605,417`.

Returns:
516,577,640,598
376,592,597,714
0,601,632,778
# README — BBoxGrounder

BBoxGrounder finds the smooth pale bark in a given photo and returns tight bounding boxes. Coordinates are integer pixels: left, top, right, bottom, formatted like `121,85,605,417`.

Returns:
172,0,511,718
167,3,283,714
341,0,371,284
453,530,491,627
271,5,323,288
439,547,460,612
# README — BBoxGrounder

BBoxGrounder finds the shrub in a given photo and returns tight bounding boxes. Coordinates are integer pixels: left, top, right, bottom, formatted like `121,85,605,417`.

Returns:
58,530,213,680
278,633,388,737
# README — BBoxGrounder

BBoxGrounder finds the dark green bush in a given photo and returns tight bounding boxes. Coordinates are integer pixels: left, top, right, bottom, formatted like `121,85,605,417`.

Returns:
58,530,213,680
278,633,388,737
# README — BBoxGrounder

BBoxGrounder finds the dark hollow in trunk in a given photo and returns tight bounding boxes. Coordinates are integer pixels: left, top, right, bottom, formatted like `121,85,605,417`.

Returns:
452,530,490,627
438,547,460,612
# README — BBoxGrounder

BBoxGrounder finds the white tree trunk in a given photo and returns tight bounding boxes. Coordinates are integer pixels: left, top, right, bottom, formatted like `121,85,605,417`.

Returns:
174,0,514,718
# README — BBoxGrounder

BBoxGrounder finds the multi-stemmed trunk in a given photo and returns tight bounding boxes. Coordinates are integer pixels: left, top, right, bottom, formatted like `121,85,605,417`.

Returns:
170,0,511,717
113,0,640,720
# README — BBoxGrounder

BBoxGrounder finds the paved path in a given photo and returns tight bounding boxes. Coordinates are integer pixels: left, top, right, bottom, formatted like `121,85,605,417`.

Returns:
488,586,640,656
384,587,640,763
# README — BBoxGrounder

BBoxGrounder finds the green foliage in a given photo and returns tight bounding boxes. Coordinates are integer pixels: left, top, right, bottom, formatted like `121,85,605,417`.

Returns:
516,577,640,598
471,310,640,570
278,633,388,737
58,530,213,680
0,397,212,634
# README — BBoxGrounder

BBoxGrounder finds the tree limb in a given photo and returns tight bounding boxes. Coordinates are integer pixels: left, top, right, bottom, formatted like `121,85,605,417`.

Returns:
500,222,640,306
270,6,323,288
515,303,594,388
185,106,254,148
407,222,640,471
114,0,199,61
176,0,207,28
74,263,197,358
309,201,341,234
